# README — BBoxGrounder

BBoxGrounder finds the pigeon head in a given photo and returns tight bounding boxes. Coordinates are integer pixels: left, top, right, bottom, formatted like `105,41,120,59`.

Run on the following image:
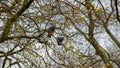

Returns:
57,36,64,45
48,25,56,32
47,25,56,37
57,36,64,41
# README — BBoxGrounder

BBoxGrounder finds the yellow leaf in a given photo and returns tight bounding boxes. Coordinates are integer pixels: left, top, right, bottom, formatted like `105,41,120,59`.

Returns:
66,25,70,29
59,55,65,60
105,63,110,68
75,8,80,13
68,45,74,49
97,8,103,15
63,13,67,17
58,0,62,2
31,43,35,46
70,7,73,12
91,4,95,7
51,20,56,24
36,53,40,58
63,44,67,46
79,3,82,7
65,48,69,52
35,15,43,22
76,56,83,61
17,27,21,32
42,6,47,11
85,3,89,7
81,65,87,68
24,48,30,52
79,16,84,24
66,38,69,42
87,9,91,13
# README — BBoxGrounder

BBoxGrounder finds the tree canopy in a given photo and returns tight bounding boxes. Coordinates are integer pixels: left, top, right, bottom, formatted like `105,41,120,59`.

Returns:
0,0,120,68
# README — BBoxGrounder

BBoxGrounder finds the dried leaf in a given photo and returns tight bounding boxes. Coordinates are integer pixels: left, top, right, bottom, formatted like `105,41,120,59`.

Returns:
97,8,103,15
35,15,43,22
51,20,57,24
58,0,62,2
31,43,35,46
65,48,69,52
36,53,40,58
79,16,84,24
63,13,67,17
87,9,91,13
42,6,47,11
75,8,80,13
24,48,30,52
76,56,83,61
17,27,21,32
81,65,87,68
70,7,73,12
66,25,70,29
68,45,74,49
59,55,65,60
105,63,110,68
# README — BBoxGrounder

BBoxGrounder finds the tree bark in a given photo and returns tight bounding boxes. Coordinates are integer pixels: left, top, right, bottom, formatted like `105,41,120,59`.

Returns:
85,0,113,68
104,25,120,48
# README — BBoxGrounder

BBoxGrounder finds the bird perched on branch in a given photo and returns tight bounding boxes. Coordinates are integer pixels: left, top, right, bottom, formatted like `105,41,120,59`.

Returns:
57,36,64,45
47,25,56,38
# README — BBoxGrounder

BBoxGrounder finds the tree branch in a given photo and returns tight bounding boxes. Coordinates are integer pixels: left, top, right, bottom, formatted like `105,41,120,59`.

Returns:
115,0,120,23
0,0,34,43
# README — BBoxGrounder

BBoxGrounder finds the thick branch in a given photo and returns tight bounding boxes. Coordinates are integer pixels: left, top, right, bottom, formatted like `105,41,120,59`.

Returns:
0,0,34,43
104,25,120,48
2,57,7,68
115,0,120,23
